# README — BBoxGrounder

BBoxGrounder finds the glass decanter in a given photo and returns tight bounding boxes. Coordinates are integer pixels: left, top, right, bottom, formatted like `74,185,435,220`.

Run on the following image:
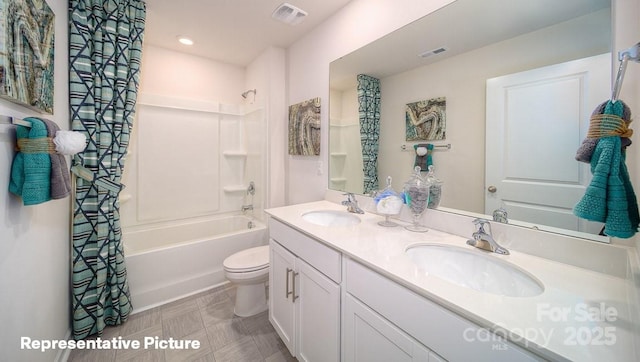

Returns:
375,176,403,227
425,165,443,209
403,166,430,232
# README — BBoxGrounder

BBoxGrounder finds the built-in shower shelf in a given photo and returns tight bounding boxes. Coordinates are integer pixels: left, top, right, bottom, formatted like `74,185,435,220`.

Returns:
330,152,347,158
223,186,248,193
223,151,248,158
330,178,347,183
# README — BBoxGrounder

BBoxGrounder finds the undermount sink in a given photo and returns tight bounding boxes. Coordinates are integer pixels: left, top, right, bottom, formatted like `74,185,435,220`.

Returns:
405,244,544,297
302,210,361,227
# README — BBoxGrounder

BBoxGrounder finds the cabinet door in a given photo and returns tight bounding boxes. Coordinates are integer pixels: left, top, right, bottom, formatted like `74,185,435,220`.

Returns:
296,258,341,362
269,239,296,355
344,294,432,362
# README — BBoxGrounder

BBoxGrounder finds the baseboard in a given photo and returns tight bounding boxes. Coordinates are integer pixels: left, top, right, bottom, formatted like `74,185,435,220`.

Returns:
129,269,228,314
54,329,72,362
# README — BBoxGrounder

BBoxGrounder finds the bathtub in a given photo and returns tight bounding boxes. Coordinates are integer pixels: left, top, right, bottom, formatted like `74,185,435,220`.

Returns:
124,214,268,312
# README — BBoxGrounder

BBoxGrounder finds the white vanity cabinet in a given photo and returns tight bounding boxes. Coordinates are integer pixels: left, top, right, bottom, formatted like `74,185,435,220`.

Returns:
345,258,539,362
268,215,541,362
269,219,341,362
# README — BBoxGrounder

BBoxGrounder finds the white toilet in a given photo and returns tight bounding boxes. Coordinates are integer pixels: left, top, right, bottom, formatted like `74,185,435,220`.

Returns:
223,245,270,317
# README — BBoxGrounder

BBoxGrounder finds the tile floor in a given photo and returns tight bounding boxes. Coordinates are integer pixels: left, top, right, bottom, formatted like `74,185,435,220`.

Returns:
68,284,296,362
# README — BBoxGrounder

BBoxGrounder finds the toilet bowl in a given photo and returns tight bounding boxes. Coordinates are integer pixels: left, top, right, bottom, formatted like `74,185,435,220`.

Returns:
223,245,269,317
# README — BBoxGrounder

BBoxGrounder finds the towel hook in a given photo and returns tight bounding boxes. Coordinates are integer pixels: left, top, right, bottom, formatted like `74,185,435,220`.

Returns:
0,115,32,127
611,42,640,102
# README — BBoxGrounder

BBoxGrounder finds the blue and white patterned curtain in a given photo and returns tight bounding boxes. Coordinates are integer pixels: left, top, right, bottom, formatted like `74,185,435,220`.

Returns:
357,74,381,194
69,0,145,339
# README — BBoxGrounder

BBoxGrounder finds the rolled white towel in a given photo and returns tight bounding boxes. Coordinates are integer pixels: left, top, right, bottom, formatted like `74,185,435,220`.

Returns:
53,130,87,155
416,146,428,156
376,195,403,215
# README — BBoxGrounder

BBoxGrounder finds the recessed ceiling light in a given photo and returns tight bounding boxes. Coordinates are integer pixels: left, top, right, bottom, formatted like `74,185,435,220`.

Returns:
177,36,194,46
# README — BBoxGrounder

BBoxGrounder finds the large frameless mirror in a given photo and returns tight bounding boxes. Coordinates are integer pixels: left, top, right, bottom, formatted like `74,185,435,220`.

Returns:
329,0,612,242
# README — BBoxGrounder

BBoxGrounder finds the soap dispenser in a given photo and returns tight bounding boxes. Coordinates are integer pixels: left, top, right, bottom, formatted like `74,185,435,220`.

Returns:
425,165,443,209
403,166,430,232
375,176,403,227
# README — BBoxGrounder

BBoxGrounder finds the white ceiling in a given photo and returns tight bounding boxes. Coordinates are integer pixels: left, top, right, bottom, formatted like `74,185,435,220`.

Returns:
144,0,353,66
330,0,611,90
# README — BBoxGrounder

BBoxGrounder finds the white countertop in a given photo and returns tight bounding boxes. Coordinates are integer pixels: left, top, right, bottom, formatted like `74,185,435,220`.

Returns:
266,200,640,362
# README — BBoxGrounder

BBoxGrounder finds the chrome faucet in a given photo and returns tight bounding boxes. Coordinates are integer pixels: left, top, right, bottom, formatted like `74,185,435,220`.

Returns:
247,181,255,196
492,207,508,223
342,193,364,214
466,218,509,255
242,181,255,213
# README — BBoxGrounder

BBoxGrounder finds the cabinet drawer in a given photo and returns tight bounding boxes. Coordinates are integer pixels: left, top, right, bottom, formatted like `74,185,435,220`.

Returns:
346,259,539,362
269,218,341,283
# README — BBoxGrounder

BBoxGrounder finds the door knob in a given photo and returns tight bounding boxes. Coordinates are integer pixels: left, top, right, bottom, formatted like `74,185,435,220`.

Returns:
487,186,497,193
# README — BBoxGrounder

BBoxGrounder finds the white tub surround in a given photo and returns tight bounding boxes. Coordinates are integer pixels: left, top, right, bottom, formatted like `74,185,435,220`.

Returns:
265,200,640,362
118,92,269,312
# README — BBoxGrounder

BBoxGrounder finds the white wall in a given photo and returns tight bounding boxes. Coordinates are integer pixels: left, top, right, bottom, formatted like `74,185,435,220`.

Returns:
378,10,610,214
286,0,455,204
246,47,287,210
614,1,640,249
139,45,246,105
0,1,70,361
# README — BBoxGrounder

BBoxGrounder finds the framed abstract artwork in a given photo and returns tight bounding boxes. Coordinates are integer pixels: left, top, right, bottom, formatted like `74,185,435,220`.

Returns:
288,97,321,156
405,97,446,141
0,0,55,114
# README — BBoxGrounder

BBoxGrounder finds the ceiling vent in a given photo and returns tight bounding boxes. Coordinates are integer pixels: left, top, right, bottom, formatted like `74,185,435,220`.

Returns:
272,3,308,26
418,46,448,58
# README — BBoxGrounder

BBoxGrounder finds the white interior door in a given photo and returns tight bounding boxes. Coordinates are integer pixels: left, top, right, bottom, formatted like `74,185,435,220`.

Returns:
486,53,610,234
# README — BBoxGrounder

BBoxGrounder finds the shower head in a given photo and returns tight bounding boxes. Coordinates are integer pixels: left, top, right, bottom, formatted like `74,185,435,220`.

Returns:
241,89,257,99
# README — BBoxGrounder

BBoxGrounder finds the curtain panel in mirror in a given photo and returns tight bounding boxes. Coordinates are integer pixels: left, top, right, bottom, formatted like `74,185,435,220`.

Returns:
357,74,381,194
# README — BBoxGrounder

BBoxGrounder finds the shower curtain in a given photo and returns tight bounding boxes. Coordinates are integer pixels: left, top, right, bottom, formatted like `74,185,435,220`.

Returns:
69,0,146,339
357,74,381,194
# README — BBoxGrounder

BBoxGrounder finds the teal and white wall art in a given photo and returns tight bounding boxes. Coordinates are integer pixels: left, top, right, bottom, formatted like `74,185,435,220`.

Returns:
405,97,446,141
0,0,55,114
289,97,321,156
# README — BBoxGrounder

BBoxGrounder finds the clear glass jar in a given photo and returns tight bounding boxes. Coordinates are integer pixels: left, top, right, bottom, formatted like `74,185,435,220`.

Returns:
375,176,403,227
425,165,443,209
403,166,430,232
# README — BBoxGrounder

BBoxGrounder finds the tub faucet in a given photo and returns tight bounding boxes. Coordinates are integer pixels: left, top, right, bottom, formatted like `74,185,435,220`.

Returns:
342,193,364,214
241,204,253,212
466,218,509,255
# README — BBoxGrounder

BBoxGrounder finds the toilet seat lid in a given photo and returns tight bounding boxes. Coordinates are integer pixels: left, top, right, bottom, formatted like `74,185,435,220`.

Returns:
223,245,269,272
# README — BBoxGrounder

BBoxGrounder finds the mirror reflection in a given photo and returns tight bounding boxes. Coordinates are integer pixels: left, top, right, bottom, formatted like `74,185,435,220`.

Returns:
329,0,612,240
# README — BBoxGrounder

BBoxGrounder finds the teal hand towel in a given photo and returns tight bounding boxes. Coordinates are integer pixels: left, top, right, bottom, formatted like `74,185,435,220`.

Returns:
9,118,52,205
573,101,639,238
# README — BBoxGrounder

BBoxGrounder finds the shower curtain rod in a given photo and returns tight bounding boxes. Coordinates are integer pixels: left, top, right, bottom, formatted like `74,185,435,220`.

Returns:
0,115,32,127
611,42,640,102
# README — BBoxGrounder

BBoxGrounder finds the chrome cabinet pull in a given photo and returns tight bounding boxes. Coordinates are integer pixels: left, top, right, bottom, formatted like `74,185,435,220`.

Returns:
292,271,300,302
285,268,293,299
